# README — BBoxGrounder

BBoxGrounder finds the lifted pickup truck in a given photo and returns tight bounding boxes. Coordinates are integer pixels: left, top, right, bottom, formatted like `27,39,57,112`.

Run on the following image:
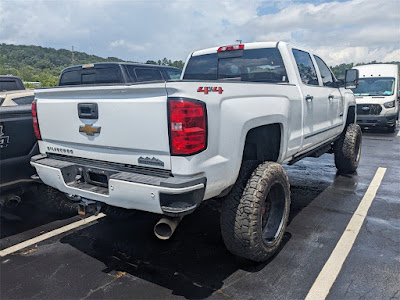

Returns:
31,41,361,261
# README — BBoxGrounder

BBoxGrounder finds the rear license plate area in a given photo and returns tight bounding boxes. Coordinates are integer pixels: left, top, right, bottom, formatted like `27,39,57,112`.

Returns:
86,169,108,188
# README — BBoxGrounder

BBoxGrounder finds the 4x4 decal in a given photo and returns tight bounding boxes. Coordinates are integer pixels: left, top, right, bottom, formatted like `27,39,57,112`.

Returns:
197,86,223,94
0,124,10,148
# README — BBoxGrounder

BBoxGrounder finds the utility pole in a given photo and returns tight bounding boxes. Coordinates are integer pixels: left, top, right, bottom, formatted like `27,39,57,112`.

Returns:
71,46,75,65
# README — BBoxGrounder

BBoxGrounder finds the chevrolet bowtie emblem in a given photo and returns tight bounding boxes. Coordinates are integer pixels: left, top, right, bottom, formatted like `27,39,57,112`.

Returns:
79,124,101,136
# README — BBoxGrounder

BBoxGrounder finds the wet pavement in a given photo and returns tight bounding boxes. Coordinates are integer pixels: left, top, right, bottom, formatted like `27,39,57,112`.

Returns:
0,127,399,299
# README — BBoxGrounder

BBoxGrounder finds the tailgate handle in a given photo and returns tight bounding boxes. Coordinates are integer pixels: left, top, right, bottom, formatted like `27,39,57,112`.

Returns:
78,103,98,119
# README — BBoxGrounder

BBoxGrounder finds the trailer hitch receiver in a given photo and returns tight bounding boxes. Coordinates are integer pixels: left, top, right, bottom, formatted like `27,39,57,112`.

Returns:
77,198,102,216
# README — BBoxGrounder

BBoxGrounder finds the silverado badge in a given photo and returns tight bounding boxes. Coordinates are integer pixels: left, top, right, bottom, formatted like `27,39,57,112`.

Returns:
79,124,101,136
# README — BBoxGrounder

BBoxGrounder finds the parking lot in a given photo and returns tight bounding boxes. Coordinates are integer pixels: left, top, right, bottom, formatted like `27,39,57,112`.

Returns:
1,126,399,300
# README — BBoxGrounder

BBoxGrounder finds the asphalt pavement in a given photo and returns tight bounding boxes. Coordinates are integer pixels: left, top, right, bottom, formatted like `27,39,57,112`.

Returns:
0,126,399,300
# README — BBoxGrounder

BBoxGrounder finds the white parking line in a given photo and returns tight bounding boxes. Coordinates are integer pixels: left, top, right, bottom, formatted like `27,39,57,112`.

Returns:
0,213,106,257
305,167,386,300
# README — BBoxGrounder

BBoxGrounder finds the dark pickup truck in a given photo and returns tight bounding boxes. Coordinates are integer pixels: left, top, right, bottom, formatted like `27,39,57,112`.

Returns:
1,63,182,210
58,63,182,86
0,75,25,92
0,90,37,208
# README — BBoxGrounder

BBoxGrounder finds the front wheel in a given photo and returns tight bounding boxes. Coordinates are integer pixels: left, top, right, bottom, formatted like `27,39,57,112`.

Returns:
334,123,362,174
220,161,291,262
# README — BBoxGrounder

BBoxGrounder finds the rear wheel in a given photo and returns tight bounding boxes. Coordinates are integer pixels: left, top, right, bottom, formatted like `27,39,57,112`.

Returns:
220,161,291,262
334,123,362,174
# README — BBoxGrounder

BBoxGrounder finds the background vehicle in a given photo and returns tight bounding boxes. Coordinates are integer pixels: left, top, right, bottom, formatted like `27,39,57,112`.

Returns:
0,75,25,91
352,64,399,132
0,90,37,209
58,63,182,86
30,41,361,261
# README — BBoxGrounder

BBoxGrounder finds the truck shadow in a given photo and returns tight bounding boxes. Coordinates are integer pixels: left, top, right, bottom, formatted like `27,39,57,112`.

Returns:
284,155,337,224
60,157,336,299
61,201,291,299
0,187,76,239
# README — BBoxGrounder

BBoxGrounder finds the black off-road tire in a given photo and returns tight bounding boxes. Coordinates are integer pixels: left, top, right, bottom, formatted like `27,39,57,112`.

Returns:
220,161,291,262
334,123,362,174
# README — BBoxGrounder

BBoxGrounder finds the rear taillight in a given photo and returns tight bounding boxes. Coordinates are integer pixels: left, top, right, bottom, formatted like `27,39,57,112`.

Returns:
168,98,207,155
32,100,41,140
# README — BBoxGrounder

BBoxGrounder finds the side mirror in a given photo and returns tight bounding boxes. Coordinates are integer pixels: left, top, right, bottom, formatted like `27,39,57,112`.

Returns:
336,78,345,88
345,69,359,89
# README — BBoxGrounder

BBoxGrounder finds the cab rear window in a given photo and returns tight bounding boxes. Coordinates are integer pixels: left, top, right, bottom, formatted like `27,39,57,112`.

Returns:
183,48,288,83
59,67,121,86
0,81,19,91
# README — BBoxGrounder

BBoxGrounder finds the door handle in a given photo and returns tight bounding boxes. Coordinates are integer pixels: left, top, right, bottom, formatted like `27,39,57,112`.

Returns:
328,95,334,100
305,95,313,102
78,103,98,119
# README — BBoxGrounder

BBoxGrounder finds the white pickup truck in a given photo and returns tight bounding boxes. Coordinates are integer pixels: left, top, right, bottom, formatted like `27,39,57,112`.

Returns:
31,41,361,261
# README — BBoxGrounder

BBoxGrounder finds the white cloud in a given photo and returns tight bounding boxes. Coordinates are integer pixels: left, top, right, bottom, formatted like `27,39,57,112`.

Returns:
384,49,400,62
0,0,399,65
109,40,150,53
315,46,396,66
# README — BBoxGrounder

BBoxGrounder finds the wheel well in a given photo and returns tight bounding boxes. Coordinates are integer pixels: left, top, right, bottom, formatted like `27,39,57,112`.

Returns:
242,124,281,162
346,106,356,126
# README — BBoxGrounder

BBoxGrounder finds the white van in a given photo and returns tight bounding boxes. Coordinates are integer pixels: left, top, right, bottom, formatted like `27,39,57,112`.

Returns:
352,64,399,132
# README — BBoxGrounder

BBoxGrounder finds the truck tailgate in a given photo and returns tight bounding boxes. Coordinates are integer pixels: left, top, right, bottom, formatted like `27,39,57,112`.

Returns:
35,83,171,169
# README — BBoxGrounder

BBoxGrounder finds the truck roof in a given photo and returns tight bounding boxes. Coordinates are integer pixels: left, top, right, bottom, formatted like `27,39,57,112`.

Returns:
0,75,23,80
353,64,399,78
61,62,181,73
191,41,288,56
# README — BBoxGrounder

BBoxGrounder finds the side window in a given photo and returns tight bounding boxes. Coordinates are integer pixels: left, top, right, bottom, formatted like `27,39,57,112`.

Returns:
134,68,163,82
292,49,319,86
12,95,35,105
165,69,182,80
314,56,335,87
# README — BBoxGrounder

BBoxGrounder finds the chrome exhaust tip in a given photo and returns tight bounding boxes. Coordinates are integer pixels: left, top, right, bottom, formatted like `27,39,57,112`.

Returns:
6,195,22,209
154,217,182,240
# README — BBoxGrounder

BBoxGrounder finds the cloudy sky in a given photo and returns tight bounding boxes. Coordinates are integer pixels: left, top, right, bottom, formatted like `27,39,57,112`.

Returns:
0,0,399,66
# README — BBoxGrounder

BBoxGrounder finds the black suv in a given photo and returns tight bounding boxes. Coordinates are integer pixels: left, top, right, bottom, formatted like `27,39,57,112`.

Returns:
58,63,182,86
